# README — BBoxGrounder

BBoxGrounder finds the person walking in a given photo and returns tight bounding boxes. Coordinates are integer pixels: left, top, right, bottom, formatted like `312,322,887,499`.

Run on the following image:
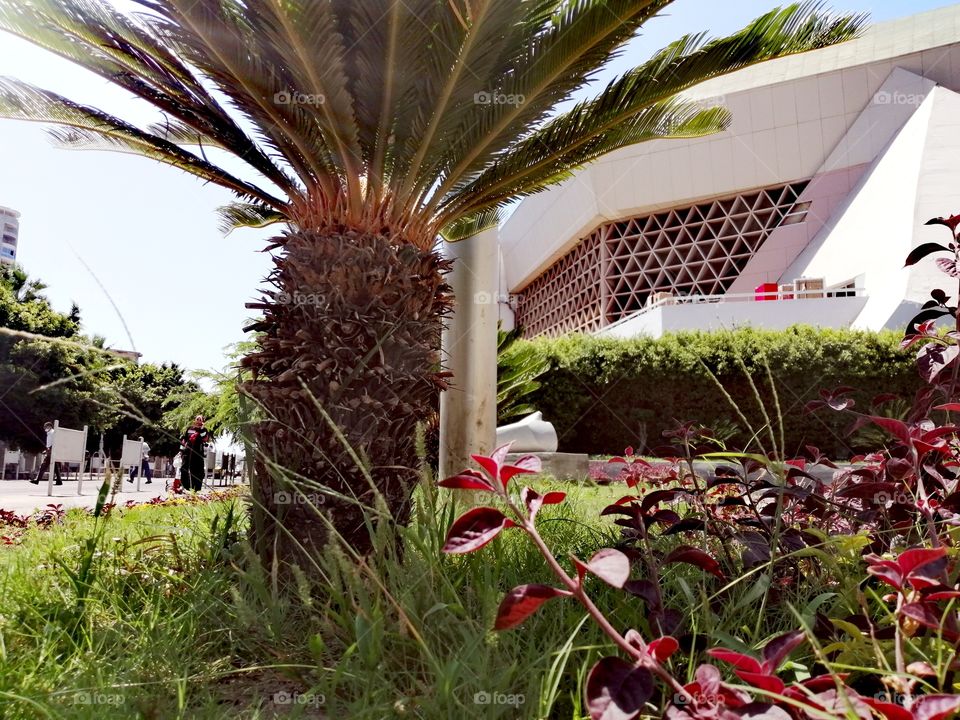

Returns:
180,416,212,492
30,421,62,486
127,436,153,484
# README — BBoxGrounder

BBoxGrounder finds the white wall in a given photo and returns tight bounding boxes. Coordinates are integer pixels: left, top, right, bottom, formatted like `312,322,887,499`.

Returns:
781,87,946,331
599,295,868,339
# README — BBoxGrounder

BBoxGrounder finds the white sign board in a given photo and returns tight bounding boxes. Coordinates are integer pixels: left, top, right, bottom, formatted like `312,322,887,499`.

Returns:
121,436,145,491
51,427,86,464
120,437,143,467
48,422,88,496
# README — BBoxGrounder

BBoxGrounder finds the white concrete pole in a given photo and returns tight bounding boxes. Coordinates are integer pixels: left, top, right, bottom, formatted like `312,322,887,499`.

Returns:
439,227,499,480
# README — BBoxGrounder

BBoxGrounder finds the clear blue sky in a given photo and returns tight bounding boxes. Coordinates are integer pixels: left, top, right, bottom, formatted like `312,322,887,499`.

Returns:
0,0,952,373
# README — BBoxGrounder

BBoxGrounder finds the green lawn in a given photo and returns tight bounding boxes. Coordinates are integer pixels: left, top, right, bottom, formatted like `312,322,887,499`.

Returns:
0,477,845,719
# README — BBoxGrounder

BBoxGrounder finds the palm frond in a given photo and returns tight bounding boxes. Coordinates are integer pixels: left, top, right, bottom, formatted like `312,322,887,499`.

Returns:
440,100,730,222
249,0,364,206
435,0,865,225
217,203,287,235
440,207,502,242
0,0,296,196
0,77,286,209
425,0,672,207
142,0,343,197
392,0,534,209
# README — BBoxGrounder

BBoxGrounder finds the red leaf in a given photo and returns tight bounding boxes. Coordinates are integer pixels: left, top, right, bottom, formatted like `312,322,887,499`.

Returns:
866,416,912,445
471,454,500,482
900,602,943,630
501,454,542,486
926,215,960,231
866,564,903,591
490,443,511,467
735,671,785,695
441,507,514,554
761,630,806,673
575,549,631,588
438,469,495,492
663,546,725,579
585,657,653,720
521,487,566,520
918,344,960,384
898,547,947,576
706,648,763,675
936,257,960,277
905,242,952,267
925,590,960,601
494,584,572,630
861,698,913,720
913,695,960,720
648,636,679,662
935,404,960,412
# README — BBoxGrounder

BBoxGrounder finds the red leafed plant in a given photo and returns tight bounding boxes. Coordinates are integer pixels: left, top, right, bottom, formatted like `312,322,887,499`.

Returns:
440,447,960,719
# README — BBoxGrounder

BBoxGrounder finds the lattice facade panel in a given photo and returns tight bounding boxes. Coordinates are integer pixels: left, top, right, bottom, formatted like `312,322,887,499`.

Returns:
515,181,809,337
514,231,603,337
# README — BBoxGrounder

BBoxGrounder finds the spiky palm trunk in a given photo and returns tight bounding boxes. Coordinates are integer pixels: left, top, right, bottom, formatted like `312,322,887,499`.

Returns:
243,230,451,560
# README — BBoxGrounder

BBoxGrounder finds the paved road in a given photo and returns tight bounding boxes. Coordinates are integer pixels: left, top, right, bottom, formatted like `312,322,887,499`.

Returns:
0,476,232,515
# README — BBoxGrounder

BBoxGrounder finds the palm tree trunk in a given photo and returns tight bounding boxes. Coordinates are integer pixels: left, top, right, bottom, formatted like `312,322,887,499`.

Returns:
242,229,452,563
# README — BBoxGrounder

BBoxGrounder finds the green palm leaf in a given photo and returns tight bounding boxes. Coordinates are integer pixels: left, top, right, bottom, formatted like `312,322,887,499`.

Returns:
0,0,864,242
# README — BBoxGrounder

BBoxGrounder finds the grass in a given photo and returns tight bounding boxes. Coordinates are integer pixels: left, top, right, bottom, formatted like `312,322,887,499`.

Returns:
0,475,850,719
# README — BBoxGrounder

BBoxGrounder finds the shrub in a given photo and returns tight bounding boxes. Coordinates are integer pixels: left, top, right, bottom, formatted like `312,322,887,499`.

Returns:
524,326,920,458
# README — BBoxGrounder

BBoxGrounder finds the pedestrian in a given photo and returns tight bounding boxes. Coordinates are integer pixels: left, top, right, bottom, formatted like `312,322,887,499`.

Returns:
127,436,153,484
30,421,62,486
180,415,212,492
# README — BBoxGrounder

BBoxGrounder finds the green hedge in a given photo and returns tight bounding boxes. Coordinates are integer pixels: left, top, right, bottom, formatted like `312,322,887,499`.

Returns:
517,326,921,459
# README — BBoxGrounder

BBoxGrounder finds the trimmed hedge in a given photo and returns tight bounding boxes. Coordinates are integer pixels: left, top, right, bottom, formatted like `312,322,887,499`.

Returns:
517,326,921,459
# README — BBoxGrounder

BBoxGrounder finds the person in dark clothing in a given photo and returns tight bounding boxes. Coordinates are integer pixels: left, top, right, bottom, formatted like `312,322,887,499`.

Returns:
180,415,212,492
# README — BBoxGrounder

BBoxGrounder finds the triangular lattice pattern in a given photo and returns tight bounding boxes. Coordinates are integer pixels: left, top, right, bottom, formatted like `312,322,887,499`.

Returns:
514,232,603,337
516,181,809,337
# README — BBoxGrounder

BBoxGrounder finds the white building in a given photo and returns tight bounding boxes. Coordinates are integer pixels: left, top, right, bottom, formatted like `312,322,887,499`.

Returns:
0,205,19,266
496,4,960,339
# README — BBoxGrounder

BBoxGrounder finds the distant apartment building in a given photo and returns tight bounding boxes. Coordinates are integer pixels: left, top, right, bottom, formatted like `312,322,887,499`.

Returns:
0,206,19,265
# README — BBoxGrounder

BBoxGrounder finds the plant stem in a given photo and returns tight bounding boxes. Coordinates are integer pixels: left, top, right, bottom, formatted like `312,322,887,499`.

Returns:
505,495,688,697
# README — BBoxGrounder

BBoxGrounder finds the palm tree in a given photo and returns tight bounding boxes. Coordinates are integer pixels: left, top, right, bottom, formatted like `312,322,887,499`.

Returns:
0,0,863,560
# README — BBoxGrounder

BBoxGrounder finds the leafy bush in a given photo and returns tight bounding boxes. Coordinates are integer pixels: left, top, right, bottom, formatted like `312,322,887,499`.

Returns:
498,325,550,423
524,326,920,458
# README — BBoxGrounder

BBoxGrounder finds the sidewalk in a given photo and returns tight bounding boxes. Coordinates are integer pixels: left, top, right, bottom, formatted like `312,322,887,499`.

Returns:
0,476,228,515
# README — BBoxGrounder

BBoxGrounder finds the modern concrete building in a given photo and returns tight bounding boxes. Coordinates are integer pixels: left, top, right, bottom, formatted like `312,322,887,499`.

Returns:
495,4,960,339
0,205,18,266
